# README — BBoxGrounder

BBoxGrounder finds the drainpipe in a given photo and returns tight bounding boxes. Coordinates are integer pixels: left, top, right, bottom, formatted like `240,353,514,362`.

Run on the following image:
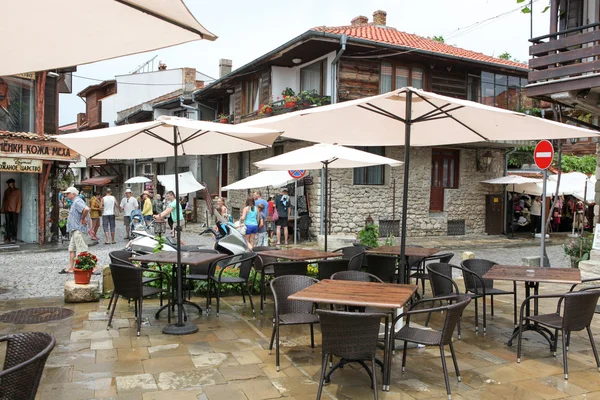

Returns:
504,147,517,235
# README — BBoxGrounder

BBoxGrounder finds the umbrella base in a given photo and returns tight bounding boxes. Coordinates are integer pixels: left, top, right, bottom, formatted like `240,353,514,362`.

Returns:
162,322,199,335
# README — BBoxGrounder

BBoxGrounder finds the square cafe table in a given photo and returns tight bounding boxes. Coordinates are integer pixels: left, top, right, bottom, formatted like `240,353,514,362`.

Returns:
130,252,226,319
365,246,441,284
255,248,340,261
289,279,418,391
482,265,581,348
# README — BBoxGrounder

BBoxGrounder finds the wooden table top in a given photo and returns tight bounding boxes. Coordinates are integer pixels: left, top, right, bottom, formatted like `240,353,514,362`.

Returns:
130,252,225,266
288,279,418,309
365,246,441,258
256,248,340,261
482,265,581,284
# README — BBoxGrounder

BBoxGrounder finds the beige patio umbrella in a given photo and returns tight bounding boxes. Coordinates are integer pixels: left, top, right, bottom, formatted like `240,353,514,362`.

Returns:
54,116,282,335
1,0,217,76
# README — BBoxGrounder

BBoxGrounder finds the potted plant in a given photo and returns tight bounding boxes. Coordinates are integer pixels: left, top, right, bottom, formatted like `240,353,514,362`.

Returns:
218,113,229,123
259,98,274,115
281,88,298,108
358,224,380,248
74,251,98,284
563,234,593,268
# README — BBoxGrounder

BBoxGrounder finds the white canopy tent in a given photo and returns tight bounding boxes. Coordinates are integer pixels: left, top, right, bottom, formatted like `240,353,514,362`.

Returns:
53,116,282,335
481,176,543,185
514,172,596,202
0,0,216,76
157,172,205,195
124,176,151,184
222,171,293,191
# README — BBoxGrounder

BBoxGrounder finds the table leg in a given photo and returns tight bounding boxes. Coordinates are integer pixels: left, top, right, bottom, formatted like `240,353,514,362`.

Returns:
155,264,203,321
507,281,555,349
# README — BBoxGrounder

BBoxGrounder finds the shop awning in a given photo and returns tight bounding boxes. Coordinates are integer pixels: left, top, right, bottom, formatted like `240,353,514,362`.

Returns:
80,176,117,186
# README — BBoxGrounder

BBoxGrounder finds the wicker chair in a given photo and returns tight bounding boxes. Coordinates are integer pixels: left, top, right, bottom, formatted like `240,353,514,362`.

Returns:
570,277,600,314
252,246,279,308
331,270,383,283
206,252,257,317
365,254,398,283
347,252,366,271
269,275,320,371
390,294,472,400
410,253,454,297
461,258,517,327
108,263,170,336
183,249,221,300
316,310,386,400
426,263,463,338
0,332,55,400
259,261,310,314
517,289,600,379
317,259,349,280
333,245,370,260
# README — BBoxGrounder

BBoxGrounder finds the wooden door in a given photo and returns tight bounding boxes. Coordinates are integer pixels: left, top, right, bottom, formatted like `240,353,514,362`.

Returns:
430,149,459,212
485,194,504,235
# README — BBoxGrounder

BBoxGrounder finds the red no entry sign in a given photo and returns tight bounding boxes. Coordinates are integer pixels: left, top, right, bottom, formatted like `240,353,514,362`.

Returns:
288,170,306,179
534,140,554,170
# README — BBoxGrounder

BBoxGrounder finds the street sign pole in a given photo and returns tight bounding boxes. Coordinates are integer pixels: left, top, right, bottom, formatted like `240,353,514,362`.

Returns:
288,170,306,247
534,140,554,268
541,169,547,267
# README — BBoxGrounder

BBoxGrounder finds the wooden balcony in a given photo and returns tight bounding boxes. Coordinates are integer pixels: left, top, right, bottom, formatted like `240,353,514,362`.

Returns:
527,22,600,98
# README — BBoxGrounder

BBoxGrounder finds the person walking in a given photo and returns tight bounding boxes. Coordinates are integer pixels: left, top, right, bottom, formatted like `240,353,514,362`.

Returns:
530,196,542,234
141,191,153,226
120,188,139,239
275,188,290,245
153,191,183,238
59,187,90,274
1,178,21,243
256,203,268,246
100,188,117,244
253,190,269,220
240,196,259,250
89,192,102,241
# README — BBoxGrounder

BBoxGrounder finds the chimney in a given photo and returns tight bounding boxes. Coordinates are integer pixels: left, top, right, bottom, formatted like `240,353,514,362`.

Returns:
351,15,368,26
219,59,233,78
373,10,387,26
182,68,198,92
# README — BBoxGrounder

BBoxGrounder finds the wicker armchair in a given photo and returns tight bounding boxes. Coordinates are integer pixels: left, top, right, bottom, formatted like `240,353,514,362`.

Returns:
207,252,257,317
570,277,600,314
333,245,370,260
252,246,279,310
410,253,454,297
269,275,320,371
365,254,398,283
259,261,309,314
331,270,383,283
461,258,517,327
0,332,55,400
316,310,387,400
317,259,349,280
390,295,472,400
183,249,221,300
517,289,600,379
348,252,366,271
426,263,463,338
108,263,171,335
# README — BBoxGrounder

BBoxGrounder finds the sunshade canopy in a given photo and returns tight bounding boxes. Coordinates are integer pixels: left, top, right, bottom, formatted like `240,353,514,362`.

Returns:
245,87,599,146
80,176,117,186
1,0,216,76
481,176,542,185
254,143,402,170
222,171,293,191
125,176,151,184
53,116,283,159
158,172,204,195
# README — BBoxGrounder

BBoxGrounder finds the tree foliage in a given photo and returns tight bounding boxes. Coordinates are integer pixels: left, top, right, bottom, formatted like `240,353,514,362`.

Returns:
559,154,596,175
431,35,445,43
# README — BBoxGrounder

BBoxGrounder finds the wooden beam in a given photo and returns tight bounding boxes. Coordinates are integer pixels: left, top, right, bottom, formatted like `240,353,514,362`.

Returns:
526,74,600,97
530,30,600,56
529,60,600,82
38,162,51,245
529,46,600,69
35,72,47,135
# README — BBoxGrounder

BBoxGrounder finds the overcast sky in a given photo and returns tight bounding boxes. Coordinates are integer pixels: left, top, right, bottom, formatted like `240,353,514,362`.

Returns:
59,0,549,125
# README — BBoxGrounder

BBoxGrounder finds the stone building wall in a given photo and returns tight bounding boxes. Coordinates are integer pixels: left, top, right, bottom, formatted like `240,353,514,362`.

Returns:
224,142,506,238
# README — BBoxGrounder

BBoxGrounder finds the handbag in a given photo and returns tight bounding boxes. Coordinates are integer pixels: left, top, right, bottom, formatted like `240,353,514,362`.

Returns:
273,207,279,222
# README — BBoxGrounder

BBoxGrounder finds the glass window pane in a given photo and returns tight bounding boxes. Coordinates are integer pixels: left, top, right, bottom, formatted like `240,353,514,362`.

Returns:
481,82,495,107
443,159,448,187
449,159,455,187
495,74,508,86
301,61,322,93
433,161,439,187
520,77,528,87
321,59,328,95
482,72,494,84
395,66,409,89
0,77,35,132
508,76,520,88
467,76,480,102
495,83,508,109
412,68,423,89
380,62,393,94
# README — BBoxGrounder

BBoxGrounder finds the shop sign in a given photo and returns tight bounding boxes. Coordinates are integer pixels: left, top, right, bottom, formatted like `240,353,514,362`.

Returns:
0,157,42,173
0,138,79,162
14,72,36,80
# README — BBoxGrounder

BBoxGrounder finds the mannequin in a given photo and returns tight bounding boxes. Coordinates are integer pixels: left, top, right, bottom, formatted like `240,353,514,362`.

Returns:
1,178,22,243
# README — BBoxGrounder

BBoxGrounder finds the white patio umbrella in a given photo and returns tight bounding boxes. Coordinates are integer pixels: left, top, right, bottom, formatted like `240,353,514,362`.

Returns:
247,87,599,269
53,116,282,335
255,143,402,250
221,171,292,191
158,171,205,195
1,0,217,76
124,176,151,184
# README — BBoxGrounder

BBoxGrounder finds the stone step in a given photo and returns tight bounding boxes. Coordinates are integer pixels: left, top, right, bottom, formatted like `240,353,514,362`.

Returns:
578,260,600,281
64,280,100,303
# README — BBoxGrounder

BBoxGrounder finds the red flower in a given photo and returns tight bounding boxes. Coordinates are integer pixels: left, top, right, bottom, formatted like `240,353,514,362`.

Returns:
76,260,80,264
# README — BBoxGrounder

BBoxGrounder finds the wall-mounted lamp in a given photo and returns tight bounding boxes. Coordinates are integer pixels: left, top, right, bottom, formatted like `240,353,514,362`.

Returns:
292,58,302,64
569,137,578,145
476,150,493,172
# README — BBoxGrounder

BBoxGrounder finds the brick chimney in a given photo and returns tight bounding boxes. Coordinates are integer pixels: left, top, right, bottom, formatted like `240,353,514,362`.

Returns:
351,15,368,26
373,10,387,26
182,68,199,92
219,59,233,78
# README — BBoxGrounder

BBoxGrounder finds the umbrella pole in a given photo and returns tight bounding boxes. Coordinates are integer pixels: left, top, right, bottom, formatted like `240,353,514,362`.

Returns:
324,162,329,251
294,179,297,246
163,126,198,335
399,90,412,285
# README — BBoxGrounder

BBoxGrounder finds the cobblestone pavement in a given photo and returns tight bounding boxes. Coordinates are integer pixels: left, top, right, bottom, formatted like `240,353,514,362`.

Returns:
0,220,214,300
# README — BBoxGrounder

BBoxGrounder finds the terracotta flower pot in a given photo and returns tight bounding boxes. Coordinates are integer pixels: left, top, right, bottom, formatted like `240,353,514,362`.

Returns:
74,268,92,285
265,107,273,113
220,118,228,123
284,101,296,109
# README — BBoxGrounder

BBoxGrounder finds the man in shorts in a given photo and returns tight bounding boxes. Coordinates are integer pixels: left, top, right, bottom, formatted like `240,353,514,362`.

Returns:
275,188,290,245
59,187,90,274
120,188,139,240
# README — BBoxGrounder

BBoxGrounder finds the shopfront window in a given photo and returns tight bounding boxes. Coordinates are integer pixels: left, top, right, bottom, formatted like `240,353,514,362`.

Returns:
0,76,35,132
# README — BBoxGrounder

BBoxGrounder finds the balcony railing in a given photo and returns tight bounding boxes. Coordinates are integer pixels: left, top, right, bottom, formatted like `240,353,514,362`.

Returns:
527,22,600,97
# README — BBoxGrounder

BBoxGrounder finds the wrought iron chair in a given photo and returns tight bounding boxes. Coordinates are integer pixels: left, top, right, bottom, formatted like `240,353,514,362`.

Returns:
316,310,387,400
517,289,600,379
317,258,349,280
410,252,454,297
0,332,55,400
108,263,170,335
365,254,398,283
206,252,258,317
390,294,472,400
269,275,320,371
461,258,517,327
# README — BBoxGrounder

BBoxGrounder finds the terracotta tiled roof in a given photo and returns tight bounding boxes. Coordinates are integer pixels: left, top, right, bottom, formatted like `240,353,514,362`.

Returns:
58,122,77,132
508,171,544,179
312,24,528,70
0,130,57,142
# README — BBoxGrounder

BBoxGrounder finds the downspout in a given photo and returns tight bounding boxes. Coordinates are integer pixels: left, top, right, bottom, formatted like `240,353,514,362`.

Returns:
321,34,347,236
504,147,517,235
